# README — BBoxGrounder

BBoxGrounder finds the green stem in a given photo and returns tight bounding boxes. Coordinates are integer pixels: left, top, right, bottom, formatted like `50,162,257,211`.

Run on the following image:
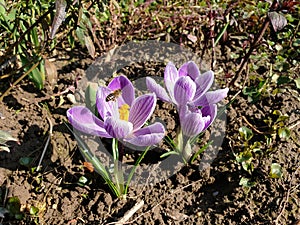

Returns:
190,140,213,164
112,138,124,195
124,146,151,195
214,21,229,47
64,122,120,197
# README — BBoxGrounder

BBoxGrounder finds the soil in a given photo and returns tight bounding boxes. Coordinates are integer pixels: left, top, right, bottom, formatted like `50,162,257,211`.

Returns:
0,48,299,225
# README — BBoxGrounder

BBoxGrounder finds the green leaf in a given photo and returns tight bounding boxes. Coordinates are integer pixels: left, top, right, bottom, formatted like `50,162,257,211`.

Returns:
76,27,85,46
29,66,44,89
242,161,253,172
239,126,253,141
7,197,21,215
78,176,88,186
273,110,282,116
277,76,290,85
235,151,252,163
30,26,39,47
19,157,33,166
85,83,98,114
190,140,213,163
239,177,255,187
160,151,179,158
270,163,283,178
295,78,300,89
278,127,290,139
0,0,6,15
29,206,39,215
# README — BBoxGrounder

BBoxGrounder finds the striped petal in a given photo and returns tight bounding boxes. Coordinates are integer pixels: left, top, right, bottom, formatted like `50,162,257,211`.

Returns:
125,122,165,146
164,62,178,102
174,76,196,105
67,106,111,138
96,86,119,120
104,117,133,139
108,75,135,106
128,93,156,131
181,112,205,137
193,70,214,100
193,88,229,107
146,77,171,102
201,104,217,130
178,61,200,81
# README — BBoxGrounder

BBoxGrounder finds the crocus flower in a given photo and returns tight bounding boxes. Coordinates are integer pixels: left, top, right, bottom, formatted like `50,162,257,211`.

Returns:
146,61,228,109
146,61,228,137
180,104,217,137
67,75,165,147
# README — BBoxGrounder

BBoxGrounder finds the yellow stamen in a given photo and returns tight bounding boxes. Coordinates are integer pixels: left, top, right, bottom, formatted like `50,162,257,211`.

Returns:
119,104,130,121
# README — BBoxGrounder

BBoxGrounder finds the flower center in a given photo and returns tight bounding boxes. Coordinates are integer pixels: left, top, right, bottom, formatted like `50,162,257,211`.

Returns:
119,104,130,121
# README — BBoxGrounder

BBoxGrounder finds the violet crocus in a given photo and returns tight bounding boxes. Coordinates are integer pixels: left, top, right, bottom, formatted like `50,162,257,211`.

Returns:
146,61,228,137
67,75,165,147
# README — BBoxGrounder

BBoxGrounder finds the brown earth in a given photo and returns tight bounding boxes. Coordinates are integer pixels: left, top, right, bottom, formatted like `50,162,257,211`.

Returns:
0,48,299,225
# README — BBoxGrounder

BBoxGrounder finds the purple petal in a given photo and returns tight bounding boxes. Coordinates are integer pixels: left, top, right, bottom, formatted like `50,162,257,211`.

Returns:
181,112,205,137
146,77,171,102
164,62,178,102
174,76,196,105
67,106,111,138
128,93,156,131
178,61,200,81
194,70,214,100
104,117,133,139
193,88,229,106
125,122,165,146
96,86,119,120
178,62,188,77
108,75,135,106
201,104,217,130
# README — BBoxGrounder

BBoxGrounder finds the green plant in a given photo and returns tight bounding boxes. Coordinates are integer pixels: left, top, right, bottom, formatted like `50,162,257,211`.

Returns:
0,0,54,89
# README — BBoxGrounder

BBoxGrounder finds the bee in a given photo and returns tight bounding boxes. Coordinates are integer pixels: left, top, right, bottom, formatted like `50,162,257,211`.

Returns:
106,89,122,102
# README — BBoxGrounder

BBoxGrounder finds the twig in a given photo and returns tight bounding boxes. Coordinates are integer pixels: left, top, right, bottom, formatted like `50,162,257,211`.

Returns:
242,116,266,134
0,61,41,102
288,120,300,130
230,0,278,86
121,178,204,224
107,200,144,225
36,116,53,172
273,160,300,225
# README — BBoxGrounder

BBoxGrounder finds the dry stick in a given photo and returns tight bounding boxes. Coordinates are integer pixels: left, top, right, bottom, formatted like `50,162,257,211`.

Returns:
36,116,53,172
0,8,52,66
210,9,216,70
273,156,300,225
230,0,278,87
122,179,204,224
112,200,145,225
242,116,266,134
0,61,40,102
288,120,300,130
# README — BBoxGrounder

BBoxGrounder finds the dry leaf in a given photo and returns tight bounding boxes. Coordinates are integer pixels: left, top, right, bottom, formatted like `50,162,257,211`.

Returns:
84,35,95,58
187,34,197,43
83,162,94,172
45,59,58,87
50,0,67,39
